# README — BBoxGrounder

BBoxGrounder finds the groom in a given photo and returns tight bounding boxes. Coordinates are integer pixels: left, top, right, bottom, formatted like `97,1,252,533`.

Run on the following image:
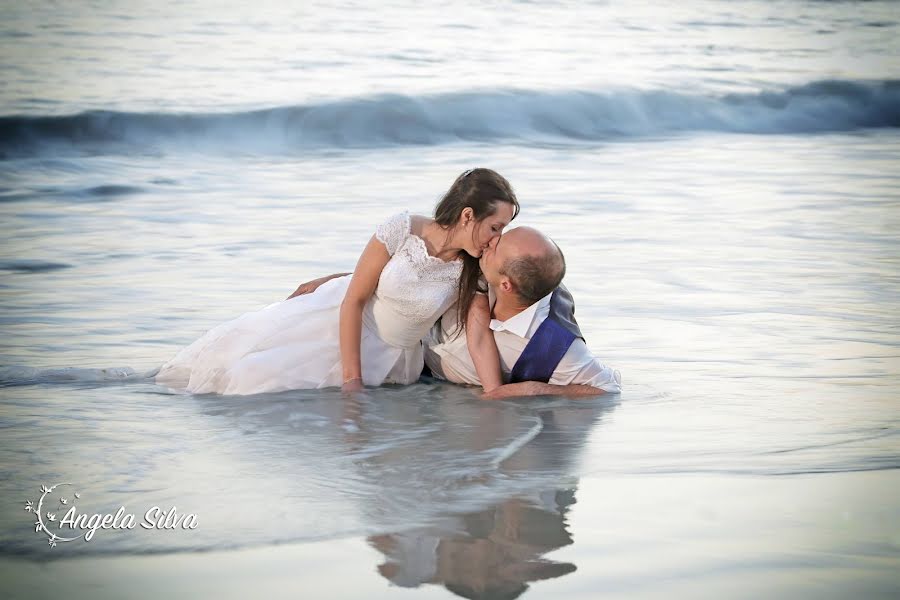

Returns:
423,226,621,399
288,227,621,399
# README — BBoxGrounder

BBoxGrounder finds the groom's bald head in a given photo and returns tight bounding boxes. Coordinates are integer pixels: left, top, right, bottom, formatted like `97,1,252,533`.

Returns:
481,226,566,305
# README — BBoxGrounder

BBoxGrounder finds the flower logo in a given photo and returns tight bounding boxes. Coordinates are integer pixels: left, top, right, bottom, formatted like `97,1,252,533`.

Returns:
23,483,84,549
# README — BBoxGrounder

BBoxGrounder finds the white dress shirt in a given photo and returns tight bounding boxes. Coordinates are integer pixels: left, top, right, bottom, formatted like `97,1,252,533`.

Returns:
423,287,621,392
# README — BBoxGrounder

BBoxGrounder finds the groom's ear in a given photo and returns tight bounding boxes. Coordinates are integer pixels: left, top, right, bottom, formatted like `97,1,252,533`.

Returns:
498,276,514,294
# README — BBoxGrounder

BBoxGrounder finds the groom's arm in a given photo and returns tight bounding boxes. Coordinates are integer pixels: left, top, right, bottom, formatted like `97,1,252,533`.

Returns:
287,272,351,299
480,339,620,399
481,381,604,399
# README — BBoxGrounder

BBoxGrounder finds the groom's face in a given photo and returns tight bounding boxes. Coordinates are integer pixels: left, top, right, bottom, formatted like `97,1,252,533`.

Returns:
479,229,516,286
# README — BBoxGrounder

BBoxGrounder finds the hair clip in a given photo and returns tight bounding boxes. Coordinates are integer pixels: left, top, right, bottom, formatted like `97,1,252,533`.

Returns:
461,168,475,178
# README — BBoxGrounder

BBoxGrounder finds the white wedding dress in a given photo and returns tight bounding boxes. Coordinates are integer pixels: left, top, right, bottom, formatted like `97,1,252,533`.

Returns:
156,212,463,395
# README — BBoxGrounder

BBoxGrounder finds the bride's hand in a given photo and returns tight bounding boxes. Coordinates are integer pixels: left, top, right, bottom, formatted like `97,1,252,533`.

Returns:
341,377,364,393
287,272,350,300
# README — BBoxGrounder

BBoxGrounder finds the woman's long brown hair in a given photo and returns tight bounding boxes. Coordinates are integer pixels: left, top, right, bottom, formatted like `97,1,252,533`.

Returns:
433,168,519,336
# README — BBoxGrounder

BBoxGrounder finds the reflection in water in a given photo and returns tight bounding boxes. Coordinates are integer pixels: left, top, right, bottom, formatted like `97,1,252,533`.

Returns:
193,385,615,598
370,492,578,599
365,398,617,599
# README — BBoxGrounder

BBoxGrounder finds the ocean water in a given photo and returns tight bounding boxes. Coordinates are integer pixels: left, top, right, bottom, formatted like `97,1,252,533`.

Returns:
1,1,899,598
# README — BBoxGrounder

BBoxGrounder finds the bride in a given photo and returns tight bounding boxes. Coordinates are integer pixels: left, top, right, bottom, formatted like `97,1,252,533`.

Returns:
155,168,519,395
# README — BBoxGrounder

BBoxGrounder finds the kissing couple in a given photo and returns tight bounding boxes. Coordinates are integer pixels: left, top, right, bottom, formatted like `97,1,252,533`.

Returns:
156,169,621,399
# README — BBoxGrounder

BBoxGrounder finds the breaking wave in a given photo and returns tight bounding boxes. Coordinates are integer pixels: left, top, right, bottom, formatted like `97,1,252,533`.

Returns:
1,79,898,158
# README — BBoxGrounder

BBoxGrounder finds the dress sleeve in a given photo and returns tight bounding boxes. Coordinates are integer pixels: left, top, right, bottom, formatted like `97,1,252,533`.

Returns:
375,211,411,256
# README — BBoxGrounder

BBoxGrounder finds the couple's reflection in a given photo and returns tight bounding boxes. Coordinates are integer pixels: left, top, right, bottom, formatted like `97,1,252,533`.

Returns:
369,490,578,598
190,384,616,599
365,394,617,599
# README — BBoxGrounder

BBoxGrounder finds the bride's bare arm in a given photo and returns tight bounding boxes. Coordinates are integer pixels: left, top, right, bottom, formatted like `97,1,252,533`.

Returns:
287,273,351,299
466,293,504,394
339,236,390,391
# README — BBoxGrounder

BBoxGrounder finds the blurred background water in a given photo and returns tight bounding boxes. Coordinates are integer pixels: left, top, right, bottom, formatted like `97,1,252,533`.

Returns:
1,1,898,598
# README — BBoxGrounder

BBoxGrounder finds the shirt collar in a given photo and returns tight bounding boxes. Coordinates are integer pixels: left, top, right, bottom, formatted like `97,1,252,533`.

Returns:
488,286,553,339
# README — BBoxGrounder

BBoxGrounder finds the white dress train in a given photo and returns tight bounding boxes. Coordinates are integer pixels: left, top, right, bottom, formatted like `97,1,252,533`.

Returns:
156,211,463,394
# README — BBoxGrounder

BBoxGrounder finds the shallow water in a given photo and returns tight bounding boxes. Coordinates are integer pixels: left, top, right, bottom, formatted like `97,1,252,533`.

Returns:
2,1,899,598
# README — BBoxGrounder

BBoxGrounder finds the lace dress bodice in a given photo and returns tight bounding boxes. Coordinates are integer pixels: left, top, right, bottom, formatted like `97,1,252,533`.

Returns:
366,211,463,347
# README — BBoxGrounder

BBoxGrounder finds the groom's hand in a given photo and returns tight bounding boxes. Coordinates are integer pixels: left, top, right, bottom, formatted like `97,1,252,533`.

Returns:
481,381,543,399
287,272,351,299
482,381,605,399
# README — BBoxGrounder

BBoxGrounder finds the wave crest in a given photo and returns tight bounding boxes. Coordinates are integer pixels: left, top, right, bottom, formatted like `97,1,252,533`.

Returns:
2,79,898,158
